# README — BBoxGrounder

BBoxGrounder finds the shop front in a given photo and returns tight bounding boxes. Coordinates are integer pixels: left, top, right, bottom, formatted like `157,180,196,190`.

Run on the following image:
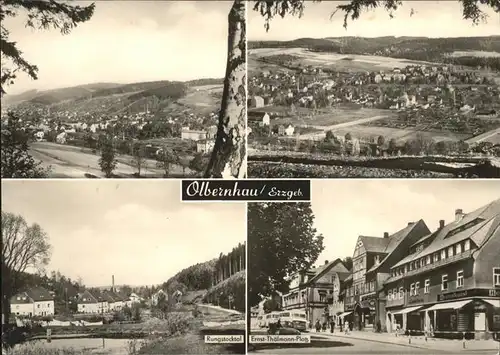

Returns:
353,299,375,330
425,296,500,339
386,305,424,333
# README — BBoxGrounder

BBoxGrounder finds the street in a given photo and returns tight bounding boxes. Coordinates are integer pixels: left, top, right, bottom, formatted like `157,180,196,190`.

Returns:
249,328,500,354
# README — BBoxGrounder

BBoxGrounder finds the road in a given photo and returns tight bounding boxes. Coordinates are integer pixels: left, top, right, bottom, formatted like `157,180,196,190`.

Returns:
465,127,500,145
29,141,191,178
297,115,389,140
249,329,500,355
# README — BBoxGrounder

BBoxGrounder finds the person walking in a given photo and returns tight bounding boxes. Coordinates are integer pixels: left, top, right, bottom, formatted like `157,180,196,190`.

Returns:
330,319,335,333
315,319,321,332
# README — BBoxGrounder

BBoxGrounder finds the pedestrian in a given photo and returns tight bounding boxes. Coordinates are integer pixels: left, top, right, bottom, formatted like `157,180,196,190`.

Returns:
344,321,349,335
322,321,327,332
330,319,335,333
315,319,321,332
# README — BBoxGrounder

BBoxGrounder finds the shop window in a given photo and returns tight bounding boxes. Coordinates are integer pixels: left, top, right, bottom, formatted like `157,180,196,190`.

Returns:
457,270,464,288
424,279,430,294
493,268,500,286
441,274,448,291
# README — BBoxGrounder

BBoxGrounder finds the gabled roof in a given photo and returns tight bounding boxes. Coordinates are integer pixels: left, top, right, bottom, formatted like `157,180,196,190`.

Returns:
11,287,54,303
360,236,389,253
391,199,500,270
79,290,99,304
365,220,429,274
307,258,349,285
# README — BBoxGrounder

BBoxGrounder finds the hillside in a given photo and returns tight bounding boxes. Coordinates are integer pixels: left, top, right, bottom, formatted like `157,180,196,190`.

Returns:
249,36,500,60
1,78,224,116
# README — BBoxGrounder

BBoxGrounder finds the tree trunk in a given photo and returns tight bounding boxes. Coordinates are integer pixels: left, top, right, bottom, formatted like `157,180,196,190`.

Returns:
204,0,246,178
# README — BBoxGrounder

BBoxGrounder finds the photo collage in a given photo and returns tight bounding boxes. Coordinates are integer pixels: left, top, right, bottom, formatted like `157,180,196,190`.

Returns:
1,1,500,354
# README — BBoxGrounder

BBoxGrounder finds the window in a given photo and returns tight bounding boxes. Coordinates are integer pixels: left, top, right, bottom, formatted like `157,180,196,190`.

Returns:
456,243,462,254
457,270,464,288
415,282,420,295
424,279,430,294
494,268,500,286
434,253,439,262
399,287,403,299
442,274,448,291
393,289,397,299
426,255,431,265
37,304,40,308
464,240,470,251
448,246,454,257
388,290,392,300
441,249,446,259
410,283,415,296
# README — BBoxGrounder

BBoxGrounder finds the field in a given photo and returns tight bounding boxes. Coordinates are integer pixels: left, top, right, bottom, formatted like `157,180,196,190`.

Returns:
449,51,500,58
177,85,223,114
29,142,195,178
250,48,439,71
271,107,396,128
465,127,500,145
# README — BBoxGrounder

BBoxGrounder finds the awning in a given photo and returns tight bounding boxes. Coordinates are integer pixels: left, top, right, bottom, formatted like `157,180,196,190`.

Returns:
426,299,472,311
390,306,423,315
483,299,500,308
339,311,352,318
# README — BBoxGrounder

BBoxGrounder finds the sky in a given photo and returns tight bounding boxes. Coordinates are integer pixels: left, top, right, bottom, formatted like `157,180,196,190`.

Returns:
3,1,231,94
249,1,500,40
310,179,500,266
1,180,246,287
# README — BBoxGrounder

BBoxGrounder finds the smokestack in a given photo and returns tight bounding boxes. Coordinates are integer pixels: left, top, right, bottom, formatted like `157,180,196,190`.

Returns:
439,220,445,229
384,232,389,239
455,209,464,222
325,260,329,265
112,275,115,292
408,222,414,226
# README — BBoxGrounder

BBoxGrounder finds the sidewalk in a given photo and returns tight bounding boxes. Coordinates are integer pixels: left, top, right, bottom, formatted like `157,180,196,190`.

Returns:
313,330,500,352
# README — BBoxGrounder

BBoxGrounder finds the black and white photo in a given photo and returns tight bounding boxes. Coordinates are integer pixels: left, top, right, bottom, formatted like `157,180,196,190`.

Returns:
247,1,500,178
1,0,247,179
1,180,246,354
248,180,500,354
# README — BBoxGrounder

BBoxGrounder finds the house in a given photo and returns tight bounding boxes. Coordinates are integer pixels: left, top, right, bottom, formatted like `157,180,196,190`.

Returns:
10,287,55,317
102,290,124,311
181,129,207,141
77,290,108,314
196,139,215,154
284,125,295,136
282,259,350,327
383,199,500,338
124,292,143,307
343,220,431,331
152,290,168,306
250,96,265,108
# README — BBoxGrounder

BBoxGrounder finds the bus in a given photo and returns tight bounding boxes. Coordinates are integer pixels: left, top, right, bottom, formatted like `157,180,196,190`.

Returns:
264,312,281,327
279,311,307,331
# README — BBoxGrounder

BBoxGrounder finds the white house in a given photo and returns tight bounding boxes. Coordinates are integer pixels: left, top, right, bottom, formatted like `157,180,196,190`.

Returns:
262,113,270,126
10,287,55,317
284,125,295,136
77,290,103,314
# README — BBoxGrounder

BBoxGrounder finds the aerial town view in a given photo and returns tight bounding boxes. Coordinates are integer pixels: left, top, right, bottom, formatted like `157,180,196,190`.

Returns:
1,180,246,354
248,180,500,354
247,1,500,178
1,0,244,179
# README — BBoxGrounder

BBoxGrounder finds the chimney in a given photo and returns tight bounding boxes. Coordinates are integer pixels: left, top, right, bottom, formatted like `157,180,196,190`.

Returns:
439,220,445,229
324,260,329,265
112,275,115,292
408,222,413,226
455,209,464,222
383,232,389,238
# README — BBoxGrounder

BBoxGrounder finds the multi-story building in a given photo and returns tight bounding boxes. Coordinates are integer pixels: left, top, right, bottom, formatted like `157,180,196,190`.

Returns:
384,200,500,338
343,220,431,330
328,270,351,323
10,287,55,317
282,259,349,326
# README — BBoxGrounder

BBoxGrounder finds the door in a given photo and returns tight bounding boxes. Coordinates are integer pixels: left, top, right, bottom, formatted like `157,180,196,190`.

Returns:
474,313,486,331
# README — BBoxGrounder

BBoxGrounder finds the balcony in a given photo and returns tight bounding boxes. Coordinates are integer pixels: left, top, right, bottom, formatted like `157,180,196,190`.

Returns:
386,250,472,283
